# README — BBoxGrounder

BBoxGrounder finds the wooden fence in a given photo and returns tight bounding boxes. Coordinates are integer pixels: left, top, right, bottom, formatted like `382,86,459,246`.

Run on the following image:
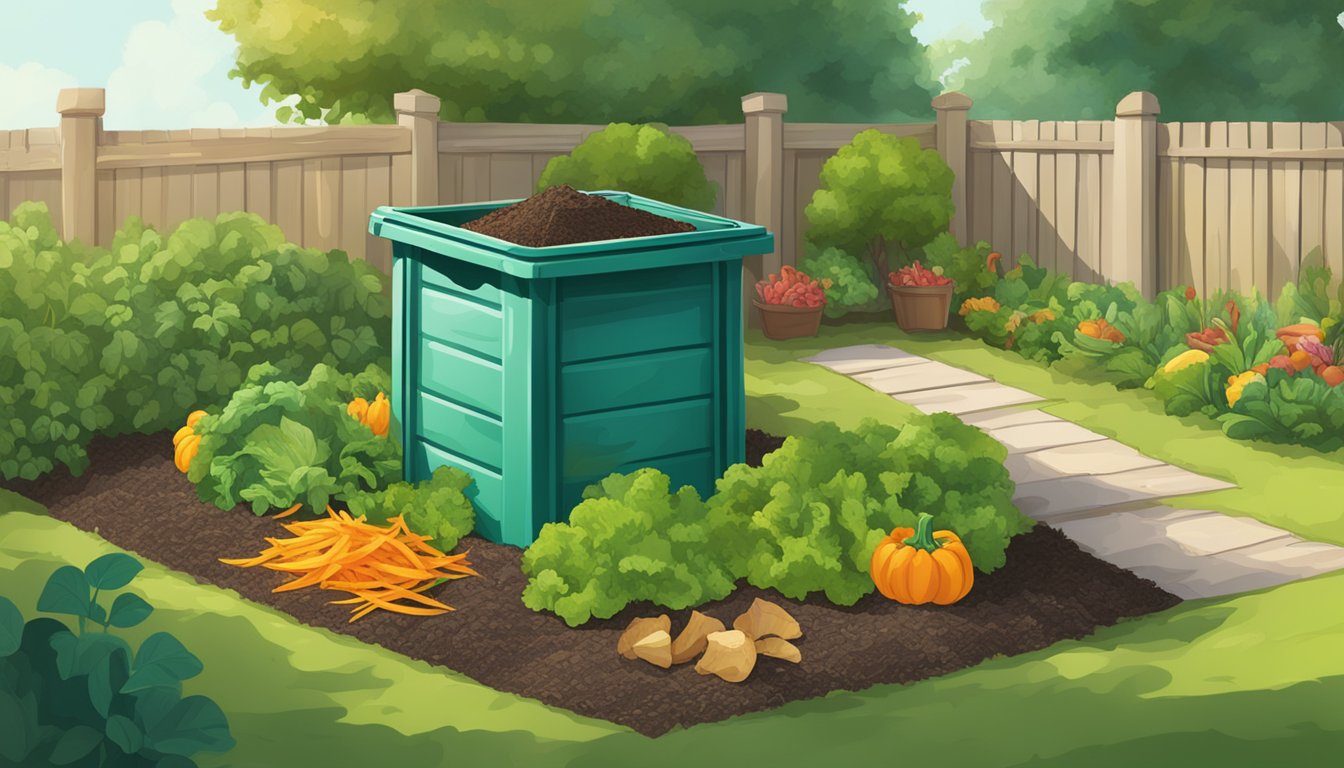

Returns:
3,87,1342,302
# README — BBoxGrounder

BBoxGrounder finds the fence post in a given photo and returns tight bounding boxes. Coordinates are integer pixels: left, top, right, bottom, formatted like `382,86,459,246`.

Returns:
394,89,441,205
932,91,972,245
1112,91,1160,298
56,88,104,244
741,92,788,328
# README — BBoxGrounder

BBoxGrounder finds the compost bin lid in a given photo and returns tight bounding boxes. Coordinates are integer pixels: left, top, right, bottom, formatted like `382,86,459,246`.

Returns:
368,190,774,279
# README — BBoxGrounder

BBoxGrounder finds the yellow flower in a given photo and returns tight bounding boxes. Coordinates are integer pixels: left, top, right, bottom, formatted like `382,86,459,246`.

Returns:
1029,309,1056,324
959,296,1001,316
1162,349,1209,374
1225,370,1262,408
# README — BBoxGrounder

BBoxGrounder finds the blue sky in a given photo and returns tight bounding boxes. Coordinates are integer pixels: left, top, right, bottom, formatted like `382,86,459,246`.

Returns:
0,0,991,129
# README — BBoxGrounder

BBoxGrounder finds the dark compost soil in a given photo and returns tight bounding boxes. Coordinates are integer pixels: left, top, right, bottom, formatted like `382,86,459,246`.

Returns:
461,184,695,247
5,431,1181,738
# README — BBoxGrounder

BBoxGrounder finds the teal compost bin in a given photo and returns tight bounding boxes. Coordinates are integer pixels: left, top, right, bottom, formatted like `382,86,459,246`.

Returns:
368,191,773,547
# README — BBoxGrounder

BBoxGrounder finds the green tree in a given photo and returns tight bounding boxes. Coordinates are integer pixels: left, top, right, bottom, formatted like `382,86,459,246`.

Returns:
536,123,716,210
804,130,955,283
935,0,1344,120
208,0,939,124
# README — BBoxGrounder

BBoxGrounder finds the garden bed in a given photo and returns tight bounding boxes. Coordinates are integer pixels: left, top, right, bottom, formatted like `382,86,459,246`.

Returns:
4,430,1181,737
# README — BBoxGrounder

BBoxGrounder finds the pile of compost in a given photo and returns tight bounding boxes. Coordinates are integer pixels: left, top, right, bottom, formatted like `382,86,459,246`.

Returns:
462,184,694,247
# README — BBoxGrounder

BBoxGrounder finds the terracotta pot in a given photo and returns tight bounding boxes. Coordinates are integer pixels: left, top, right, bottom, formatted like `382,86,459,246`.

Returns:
753,299,823,340
887,283,953,331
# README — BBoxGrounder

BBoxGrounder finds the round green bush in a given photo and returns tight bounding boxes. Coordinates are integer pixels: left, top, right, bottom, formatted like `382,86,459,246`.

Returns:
536,123,717,211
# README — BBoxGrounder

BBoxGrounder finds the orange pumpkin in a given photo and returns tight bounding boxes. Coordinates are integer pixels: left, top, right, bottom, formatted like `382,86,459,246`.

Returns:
363,393,390,437
870,513,974,605
347,396,370,422
1078,318,1126,344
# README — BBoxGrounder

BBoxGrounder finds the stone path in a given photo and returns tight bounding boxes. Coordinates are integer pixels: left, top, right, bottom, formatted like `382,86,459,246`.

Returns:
804,344,1344,600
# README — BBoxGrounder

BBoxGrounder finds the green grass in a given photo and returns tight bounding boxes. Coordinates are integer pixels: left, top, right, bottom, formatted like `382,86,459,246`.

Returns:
747,322,1344,546
2,508,1340,766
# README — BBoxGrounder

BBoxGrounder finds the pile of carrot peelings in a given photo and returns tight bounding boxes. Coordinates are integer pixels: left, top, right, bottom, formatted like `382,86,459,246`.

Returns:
220,506,478,622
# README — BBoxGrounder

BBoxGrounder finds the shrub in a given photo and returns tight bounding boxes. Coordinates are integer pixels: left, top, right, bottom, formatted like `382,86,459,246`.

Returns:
0,203,392,483
1220,366,1344,450
344,466,477,553
922,233,998,310
521,416,1030,624
535,123,717,211
189,362,401,516
521,469,737,627
0,554,234,766
804,130,954,284
799,244,882,317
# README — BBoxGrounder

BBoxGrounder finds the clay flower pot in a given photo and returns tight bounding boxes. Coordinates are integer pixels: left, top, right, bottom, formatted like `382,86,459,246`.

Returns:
887,283,953,332
753,299,823,340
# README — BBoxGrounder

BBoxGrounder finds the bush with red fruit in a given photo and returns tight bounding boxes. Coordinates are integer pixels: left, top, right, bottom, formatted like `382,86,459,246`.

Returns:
889,260,953,288
755,266,832,308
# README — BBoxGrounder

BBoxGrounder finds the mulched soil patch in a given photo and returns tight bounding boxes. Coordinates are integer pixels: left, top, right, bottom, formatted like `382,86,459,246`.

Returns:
4,432,1181,737
461,184,695,247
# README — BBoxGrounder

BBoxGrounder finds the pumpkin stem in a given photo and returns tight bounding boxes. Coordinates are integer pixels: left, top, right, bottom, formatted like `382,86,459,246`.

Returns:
902,513,942,553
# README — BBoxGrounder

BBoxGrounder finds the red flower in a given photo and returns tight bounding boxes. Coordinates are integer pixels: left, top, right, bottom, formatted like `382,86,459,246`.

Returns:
1184,286,1197,301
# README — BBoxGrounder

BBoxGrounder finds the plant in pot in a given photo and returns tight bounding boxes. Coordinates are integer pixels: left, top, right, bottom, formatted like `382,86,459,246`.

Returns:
888,261,955,331
753,266,832,340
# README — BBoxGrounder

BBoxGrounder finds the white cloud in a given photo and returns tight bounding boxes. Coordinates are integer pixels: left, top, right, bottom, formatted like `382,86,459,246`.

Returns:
103,0,276,129
0,62,78,128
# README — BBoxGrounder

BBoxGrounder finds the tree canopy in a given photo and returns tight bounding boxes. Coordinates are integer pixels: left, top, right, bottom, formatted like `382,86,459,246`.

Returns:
935,0,1344,120
208,0,939,125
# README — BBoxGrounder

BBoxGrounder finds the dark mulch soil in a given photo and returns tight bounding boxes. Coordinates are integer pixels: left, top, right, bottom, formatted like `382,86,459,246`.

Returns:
4,432,1181,737
461,184,695,247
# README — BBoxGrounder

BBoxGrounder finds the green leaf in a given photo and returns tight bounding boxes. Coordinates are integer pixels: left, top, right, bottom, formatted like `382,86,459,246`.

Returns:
0,689,38,762
290,318,326,348
106,714,144,755
87,650,115,717
84,552,143,591
37,565,90,618
122,632,203,693
0,596,21,657
48,724,103,765
145,695,235,756
108,592,154,629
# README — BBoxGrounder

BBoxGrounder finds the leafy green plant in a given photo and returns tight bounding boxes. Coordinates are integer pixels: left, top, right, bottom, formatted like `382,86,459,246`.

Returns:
0,203,391,483
521,469,737,627
1218,366,1344,450
0,554,234,766
521,416,1030,624
190,362,401,516
344,466,477,553
804,130,954,284
535,123,716,211
921,233,998,309
798,244,882,317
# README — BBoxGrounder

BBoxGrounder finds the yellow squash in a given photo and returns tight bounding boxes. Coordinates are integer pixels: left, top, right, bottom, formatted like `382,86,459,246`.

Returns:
364,393,390,437
174,433,201,473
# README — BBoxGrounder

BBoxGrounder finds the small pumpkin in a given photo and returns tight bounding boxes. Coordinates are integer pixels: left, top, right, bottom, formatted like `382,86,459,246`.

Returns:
172,424,195,448
174,433,201,474
1078,318,1126,344
186,410,207,429
363,393,390,437
869,513,974,605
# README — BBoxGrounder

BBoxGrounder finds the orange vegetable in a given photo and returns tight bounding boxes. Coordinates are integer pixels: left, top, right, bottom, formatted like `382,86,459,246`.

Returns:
1322,366,1344,387
1078,318,1126,344
186,410,207,429
174,434,201,473
869,513,974,606
221,506,478,622
364,393,391,437
1289,350,1312,372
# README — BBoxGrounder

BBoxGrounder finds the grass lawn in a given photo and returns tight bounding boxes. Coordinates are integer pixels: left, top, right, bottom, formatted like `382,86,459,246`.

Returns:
1,325,1340,766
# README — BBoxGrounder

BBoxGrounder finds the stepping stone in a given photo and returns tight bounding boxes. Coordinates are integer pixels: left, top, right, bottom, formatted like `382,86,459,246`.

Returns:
1049,507,1344,599
853,361,988,394
804,344,929,375
959,407,1061,430
985,422,1109,454
897,382,1045,415
1003,439,1166,483
1013,465,1235,520
1164,514,1296,556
